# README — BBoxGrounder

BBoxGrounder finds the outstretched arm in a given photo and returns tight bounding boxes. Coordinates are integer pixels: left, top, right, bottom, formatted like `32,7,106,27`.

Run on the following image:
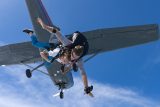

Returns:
76,60,89,88
37,18,72,46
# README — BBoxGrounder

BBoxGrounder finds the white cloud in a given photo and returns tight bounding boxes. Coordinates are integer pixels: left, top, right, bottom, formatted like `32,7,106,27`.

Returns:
0,65,160,107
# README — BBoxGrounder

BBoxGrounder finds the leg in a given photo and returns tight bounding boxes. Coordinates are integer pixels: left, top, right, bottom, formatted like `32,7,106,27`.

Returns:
37,18,72,46
40,51,51,62
54,31,72,46
43,26,72,46
30,35,51,50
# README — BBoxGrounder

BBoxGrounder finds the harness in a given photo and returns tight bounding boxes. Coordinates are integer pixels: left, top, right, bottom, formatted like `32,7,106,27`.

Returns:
50,45,71,63
50,31,89,72
67,31,89,62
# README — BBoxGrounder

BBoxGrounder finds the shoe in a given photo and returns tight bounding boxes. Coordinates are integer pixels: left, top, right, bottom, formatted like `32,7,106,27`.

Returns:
52,28,57,33
23,29,34,34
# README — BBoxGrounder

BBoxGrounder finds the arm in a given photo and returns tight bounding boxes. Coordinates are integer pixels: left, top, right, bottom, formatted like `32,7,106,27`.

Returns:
76,60,89,88
37,18,72,46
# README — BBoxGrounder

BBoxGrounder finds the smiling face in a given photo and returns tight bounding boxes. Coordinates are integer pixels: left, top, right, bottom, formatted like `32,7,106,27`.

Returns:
71,50,80,60
59,52,71,64
59,45,84,63
71,45,84,60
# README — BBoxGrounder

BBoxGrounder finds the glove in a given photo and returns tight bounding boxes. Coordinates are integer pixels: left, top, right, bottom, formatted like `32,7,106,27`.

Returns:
84,85,93,94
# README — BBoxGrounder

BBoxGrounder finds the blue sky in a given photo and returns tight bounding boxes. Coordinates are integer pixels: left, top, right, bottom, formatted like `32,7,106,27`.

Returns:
0,0,160,107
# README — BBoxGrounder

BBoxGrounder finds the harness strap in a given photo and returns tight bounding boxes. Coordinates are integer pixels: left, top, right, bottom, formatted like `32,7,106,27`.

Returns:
50,45,71,63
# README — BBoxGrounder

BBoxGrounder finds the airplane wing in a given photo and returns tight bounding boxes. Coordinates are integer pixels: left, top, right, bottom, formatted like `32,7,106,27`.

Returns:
1,24,158,65
0,24,159,65
0,42,41,65
83,24,159,55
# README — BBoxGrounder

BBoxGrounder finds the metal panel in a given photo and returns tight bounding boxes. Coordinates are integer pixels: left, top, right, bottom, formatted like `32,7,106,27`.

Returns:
82,24,159,54
0,42,40,65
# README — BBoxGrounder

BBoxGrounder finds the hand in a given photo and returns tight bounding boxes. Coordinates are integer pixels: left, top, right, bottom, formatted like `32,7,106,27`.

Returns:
84,86,94,97
84,85,93,94
37,18,45,29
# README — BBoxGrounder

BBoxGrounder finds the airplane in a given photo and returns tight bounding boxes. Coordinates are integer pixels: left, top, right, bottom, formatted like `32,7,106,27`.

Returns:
0,0,159,99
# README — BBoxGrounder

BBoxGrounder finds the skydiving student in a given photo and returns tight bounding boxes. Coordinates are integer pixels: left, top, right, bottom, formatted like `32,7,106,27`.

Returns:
37,18,93,96
23,30,72,65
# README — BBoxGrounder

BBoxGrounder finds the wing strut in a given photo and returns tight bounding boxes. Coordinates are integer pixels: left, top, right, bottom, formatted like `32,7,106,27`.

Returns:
20,61,50,77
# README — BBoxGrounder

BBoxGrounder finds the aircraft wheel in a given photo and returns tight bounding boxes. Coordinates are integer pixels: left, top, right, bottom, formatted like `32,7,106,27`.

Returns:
26,69,32,78
90,85,93,91
60,91,64,99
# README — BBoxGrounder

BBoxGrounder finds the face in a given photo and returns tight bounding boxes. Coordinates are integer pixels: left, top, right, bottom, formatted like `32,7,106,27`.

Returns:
71,50,80,60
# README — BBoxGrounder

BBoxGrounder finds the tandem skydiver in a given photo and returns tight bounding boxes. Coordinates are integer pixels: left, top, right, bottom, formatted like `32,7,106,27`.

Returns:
23,18,93,96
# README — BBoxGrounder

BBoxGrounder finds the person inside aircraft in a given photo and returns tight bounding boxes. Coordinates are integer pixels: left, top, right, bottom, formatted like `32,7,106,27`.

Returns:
36,18,93,95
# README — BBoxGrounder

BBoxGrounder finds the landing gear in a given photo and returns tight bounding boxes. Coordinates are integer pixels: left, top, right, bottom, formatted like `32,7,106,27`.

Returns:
25,62,45,78
60,91,64,99
26,69,32,78
56,82,66,99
